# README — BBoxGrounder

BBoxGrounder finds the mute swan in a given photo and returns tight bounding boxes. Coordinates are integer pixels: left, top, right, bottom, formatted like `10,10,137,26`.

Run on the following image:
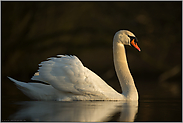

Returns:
8,30,141,101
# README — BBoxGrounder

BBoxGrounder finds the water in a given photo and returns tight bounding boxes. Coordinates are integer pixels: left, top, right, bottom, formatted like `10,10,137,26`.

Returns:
136,99,182,122
2,79,182,122
2,98,181,122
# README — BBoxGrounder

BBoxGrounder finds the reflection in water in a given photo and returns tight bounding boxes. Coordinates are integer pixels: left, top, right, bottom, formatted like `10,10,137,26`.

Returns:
10,101,138,122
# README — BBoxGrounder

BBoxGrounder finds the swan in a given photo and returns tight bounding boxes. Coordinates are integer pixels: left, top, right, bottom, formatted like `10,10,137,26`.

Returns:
8,30,141,101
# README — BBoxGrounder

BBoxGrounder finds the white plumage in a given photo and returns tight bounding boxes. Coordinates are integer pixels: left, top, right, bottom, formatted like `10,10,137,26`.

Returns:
8,30,140,101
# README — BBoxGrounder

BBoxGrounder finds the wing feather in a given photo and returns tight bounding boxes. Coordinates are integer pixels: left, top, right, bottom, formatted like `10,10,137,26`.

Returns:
31,55,102,95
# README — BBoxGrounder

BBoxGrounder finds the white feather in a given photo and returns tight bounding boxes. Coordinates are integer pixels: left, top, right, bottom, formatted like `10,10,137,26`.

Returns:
31,55,119,98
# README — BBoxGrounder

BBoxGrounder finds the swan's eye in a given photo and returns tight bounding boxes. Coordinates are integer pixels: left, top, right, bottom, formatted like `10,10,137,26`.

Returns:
127,35,138,42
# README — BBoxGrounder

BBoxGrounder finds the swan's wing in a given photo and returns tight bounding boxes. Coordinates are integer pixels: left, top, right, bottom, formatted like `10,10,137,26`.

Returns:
31,55,106,96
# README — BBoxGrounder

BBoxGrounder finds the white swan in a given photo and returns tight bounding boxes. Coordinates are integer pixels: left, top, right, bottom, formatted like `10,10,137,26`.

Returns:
8,30,141,101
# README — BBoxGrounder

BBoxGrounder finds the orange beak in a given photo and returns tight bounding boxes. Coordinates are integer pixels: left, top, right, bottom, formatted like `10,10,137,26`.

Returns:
131,39,141,51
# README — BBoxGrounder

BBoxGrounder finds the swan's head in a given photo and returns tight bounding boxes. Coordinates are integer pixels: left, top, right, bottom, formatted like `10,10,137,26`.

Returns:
114,30,141,51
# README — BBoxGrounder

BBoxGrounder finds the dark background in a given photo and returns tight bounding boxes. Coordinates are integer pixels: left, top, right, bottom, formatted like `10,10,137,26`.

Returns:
1,1,182,120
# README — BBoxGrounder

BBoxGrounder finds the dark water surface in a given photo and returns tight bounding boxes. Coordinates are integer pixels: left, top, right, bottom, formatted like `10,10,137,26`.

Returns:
135,99,182,122
2,98,181,122
2,78,182,122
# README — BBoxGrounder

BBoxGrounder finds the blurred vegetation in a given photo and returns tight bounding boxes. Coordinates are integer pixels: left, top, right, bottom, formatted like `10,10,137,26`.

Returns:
2,2,181,100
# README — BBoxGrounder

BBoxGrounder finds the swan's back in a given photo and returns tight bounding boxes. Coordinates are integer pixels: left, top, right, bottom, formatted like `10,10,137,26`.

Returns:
11,55,122,101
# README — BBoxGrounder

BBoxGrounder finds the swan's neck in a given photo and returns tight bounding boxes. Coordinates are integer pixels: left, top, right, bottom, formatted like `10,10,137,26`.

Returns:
113,39,138,100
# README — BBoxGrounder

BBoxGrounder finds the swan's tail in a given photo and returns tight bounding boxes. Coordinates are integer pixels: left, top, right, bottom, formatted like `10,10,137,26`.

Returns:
7,76,58,101
8,77,32,92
